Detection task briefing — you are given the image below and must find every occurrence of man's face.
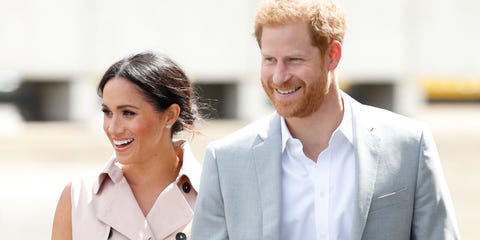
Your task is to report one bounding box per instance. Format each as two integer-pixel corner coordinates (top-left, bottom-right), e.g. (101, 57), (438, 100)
(260, 22), (329, 118)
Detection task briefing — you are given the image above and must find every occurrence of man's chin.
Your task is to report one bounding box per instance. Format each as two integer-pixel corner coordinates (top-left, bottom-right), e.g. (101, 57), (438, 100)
(275, 104), (320, 119)
(275, 106), (299, 118)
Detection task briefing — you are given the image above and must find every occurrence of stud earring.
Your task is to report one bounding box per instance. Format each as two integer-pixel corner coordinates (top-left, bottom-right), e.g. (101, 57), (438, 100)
(165, 124), (171, 129)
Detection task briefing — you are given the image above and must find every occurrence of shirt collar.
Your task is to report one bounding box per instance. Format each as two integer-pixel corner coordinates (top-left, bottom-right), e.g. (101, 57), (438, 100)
(280, 96), (354, 153)
(280, 117), (293, 153)
(338, 95), (354, 144)
(93, 140), (201, 194)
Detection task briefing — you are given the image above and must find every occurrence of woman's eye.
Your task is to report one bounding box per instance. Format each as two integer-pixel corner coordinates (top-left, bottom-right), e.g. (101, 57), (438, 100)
(101, 109), (112, 116)
(123, 110), (136, 116)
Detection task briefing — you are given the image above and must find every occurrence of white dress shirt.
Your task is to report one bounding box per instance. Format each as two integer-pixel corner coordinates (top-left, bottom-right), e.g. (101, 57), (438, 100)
(280, 98), (356, 240)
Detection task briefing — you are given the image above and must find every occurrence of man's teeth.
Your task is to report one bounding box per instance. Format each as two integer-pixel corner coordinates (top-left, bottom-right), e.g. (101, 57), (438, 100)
(114, 139), (134, 145)
(276, 87), (300, 95)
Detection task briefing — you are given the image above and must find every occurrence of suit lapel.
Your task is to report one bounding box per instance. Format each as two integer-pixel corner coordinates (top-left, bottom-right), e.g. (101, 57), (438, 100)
(251, 99), (381, 239)
(252, 113), (282, 240)
(347, 96), (381, 240)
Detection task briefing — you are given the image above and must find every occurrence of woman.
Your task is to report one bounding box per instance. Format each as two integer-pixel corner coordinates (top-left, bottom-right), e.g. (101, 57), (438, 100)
(52, 52), (202, 240)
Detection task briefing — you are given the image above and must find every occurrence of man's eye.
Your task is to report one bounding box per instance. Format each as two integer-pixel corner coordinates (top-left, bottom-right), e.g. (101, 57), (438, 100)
(263, 57), (275, 63)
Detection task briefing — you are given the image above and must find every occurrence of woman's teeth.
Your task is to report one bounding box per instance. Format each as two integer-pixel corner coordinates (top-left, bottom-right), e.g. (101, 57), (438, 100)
(114, 139), (134, 146)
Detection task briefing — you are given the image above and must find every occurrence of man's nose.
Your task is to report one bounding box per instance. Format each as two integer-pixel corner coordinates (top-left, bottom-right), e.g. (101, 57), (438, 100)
(272, 61), (290, 85)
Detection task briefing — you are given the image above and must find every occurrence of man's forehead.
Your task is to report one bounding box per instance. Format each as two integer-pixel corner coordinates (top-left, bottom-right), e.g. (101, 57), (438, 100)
(260, 24), (318, 52)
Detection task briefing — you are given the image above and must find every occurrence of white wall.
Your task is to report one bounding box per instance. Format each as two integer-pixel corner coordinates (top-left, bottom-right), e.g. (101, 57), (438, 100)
(0, 0), (261, 77)
(1, 0), (479, 120)
(0, 0), (265, 121)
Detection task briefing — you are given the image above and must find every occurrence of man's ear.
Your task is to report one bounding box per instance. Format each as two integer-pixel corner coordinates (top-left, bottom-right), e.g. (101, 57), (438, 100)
(327, 40), (342, 71)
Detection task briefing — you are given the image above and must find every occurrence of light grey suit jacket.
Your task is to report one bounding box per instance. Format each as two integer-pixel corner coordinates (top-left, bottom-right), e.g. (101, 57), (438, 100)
(191, 94), (459, 240)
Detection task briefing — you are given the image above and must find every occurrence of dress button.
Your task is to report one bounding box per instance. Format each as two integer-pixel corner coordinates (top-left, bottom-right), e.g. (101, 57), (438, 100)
(182, 182), (191, 193)
(176, 232), (187, 240)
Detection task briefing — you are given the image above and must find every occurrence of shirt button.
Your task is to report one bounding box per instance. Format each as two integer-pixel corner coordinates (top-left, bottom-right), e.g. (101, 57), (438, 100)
(176, 232), (187, 240)
(182, 182), (191, 193)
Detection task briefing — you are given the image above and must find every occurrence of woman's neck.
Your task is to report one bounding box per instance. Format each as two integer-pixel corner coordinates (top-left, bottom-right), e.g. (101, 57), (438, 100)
(121, 141), (182, 188)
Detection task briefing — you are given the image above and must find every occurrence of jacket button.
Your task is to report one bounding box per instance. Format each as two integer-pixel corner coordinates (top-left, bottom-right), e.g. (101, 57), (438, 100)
(176, 232), (187, 240)
(182, 182), (191, 193)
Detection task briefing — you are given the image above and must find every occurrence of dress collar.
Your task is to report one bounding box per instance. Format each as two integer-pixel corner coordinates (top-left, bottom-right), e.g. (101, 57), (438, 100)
(93, 140), (201, 194)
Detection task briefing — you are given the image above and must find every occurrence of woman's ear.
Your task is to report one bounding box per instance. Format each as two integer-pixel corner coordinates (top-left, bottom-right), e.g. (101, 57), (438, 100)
(327, 40), (342, 71)
(165, 104), (180, 126)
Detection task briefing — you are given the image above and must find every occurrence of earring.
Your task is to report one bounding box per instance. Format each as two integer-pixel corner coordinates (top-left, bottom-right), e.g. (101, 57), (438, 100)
(165, 124), (171, 129)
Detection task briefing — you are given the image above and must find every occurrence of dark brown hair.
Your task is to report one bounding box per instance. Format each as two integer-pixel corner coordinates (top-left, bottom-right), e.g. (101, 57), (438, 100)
(97, 51), (200, 135)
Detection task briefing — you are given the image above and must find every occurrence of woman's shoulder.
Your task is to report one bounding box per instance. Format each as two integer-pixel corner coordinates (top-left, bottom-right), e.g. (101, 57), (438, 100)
(52, 182), (73, 240)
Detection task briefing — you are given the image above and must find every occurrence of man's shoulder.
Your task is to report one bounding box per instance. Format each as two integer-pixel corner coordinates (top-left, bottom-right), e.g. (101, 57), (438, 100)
(351, 98), (426, 139)
(362, 103), (414, 120)
(207, 113), (277, 150)
(362, 104), (421, 126)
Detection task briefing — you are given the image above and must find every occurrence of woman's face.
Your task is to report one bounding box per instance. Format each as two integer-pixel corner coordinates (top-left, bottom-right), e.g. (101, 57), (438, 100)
(101, 77), (170, 165)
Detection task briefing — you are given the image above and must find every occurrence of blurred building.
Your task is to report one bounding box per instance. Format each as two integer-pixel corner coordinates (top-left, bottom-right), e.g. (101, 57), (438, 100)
(0, 0), (479, 126)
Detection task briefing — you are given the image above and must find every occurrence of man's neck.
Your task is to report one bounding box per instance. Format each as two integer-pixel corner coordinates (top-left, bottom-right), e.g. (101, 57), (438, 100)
(284, 87), (344, 161)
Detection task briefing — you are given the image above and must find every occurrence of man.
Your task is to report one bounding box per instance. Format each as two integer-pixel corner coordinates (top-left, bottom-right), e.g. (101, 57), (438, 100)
(191, 0), (459, 239)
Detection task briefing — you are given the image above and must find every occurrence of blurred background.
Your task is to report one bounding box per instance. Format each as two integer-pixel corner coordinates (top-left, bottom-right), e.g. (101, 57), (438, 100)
(0, 0), (479, 239)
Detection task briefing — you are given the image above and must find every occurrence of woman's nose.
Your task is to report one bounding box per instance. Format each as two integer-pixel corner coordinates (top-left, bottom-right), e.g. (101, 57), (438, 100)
(106, 116), (123, 135)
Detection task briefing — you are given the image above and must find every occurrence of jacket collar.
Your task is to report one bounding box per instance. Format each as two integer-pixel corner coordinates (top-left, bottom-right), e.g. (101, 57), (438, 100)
(344, 93), (381, 240)
(255, 94), (381, 240)
(253, 112), (283, 240)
